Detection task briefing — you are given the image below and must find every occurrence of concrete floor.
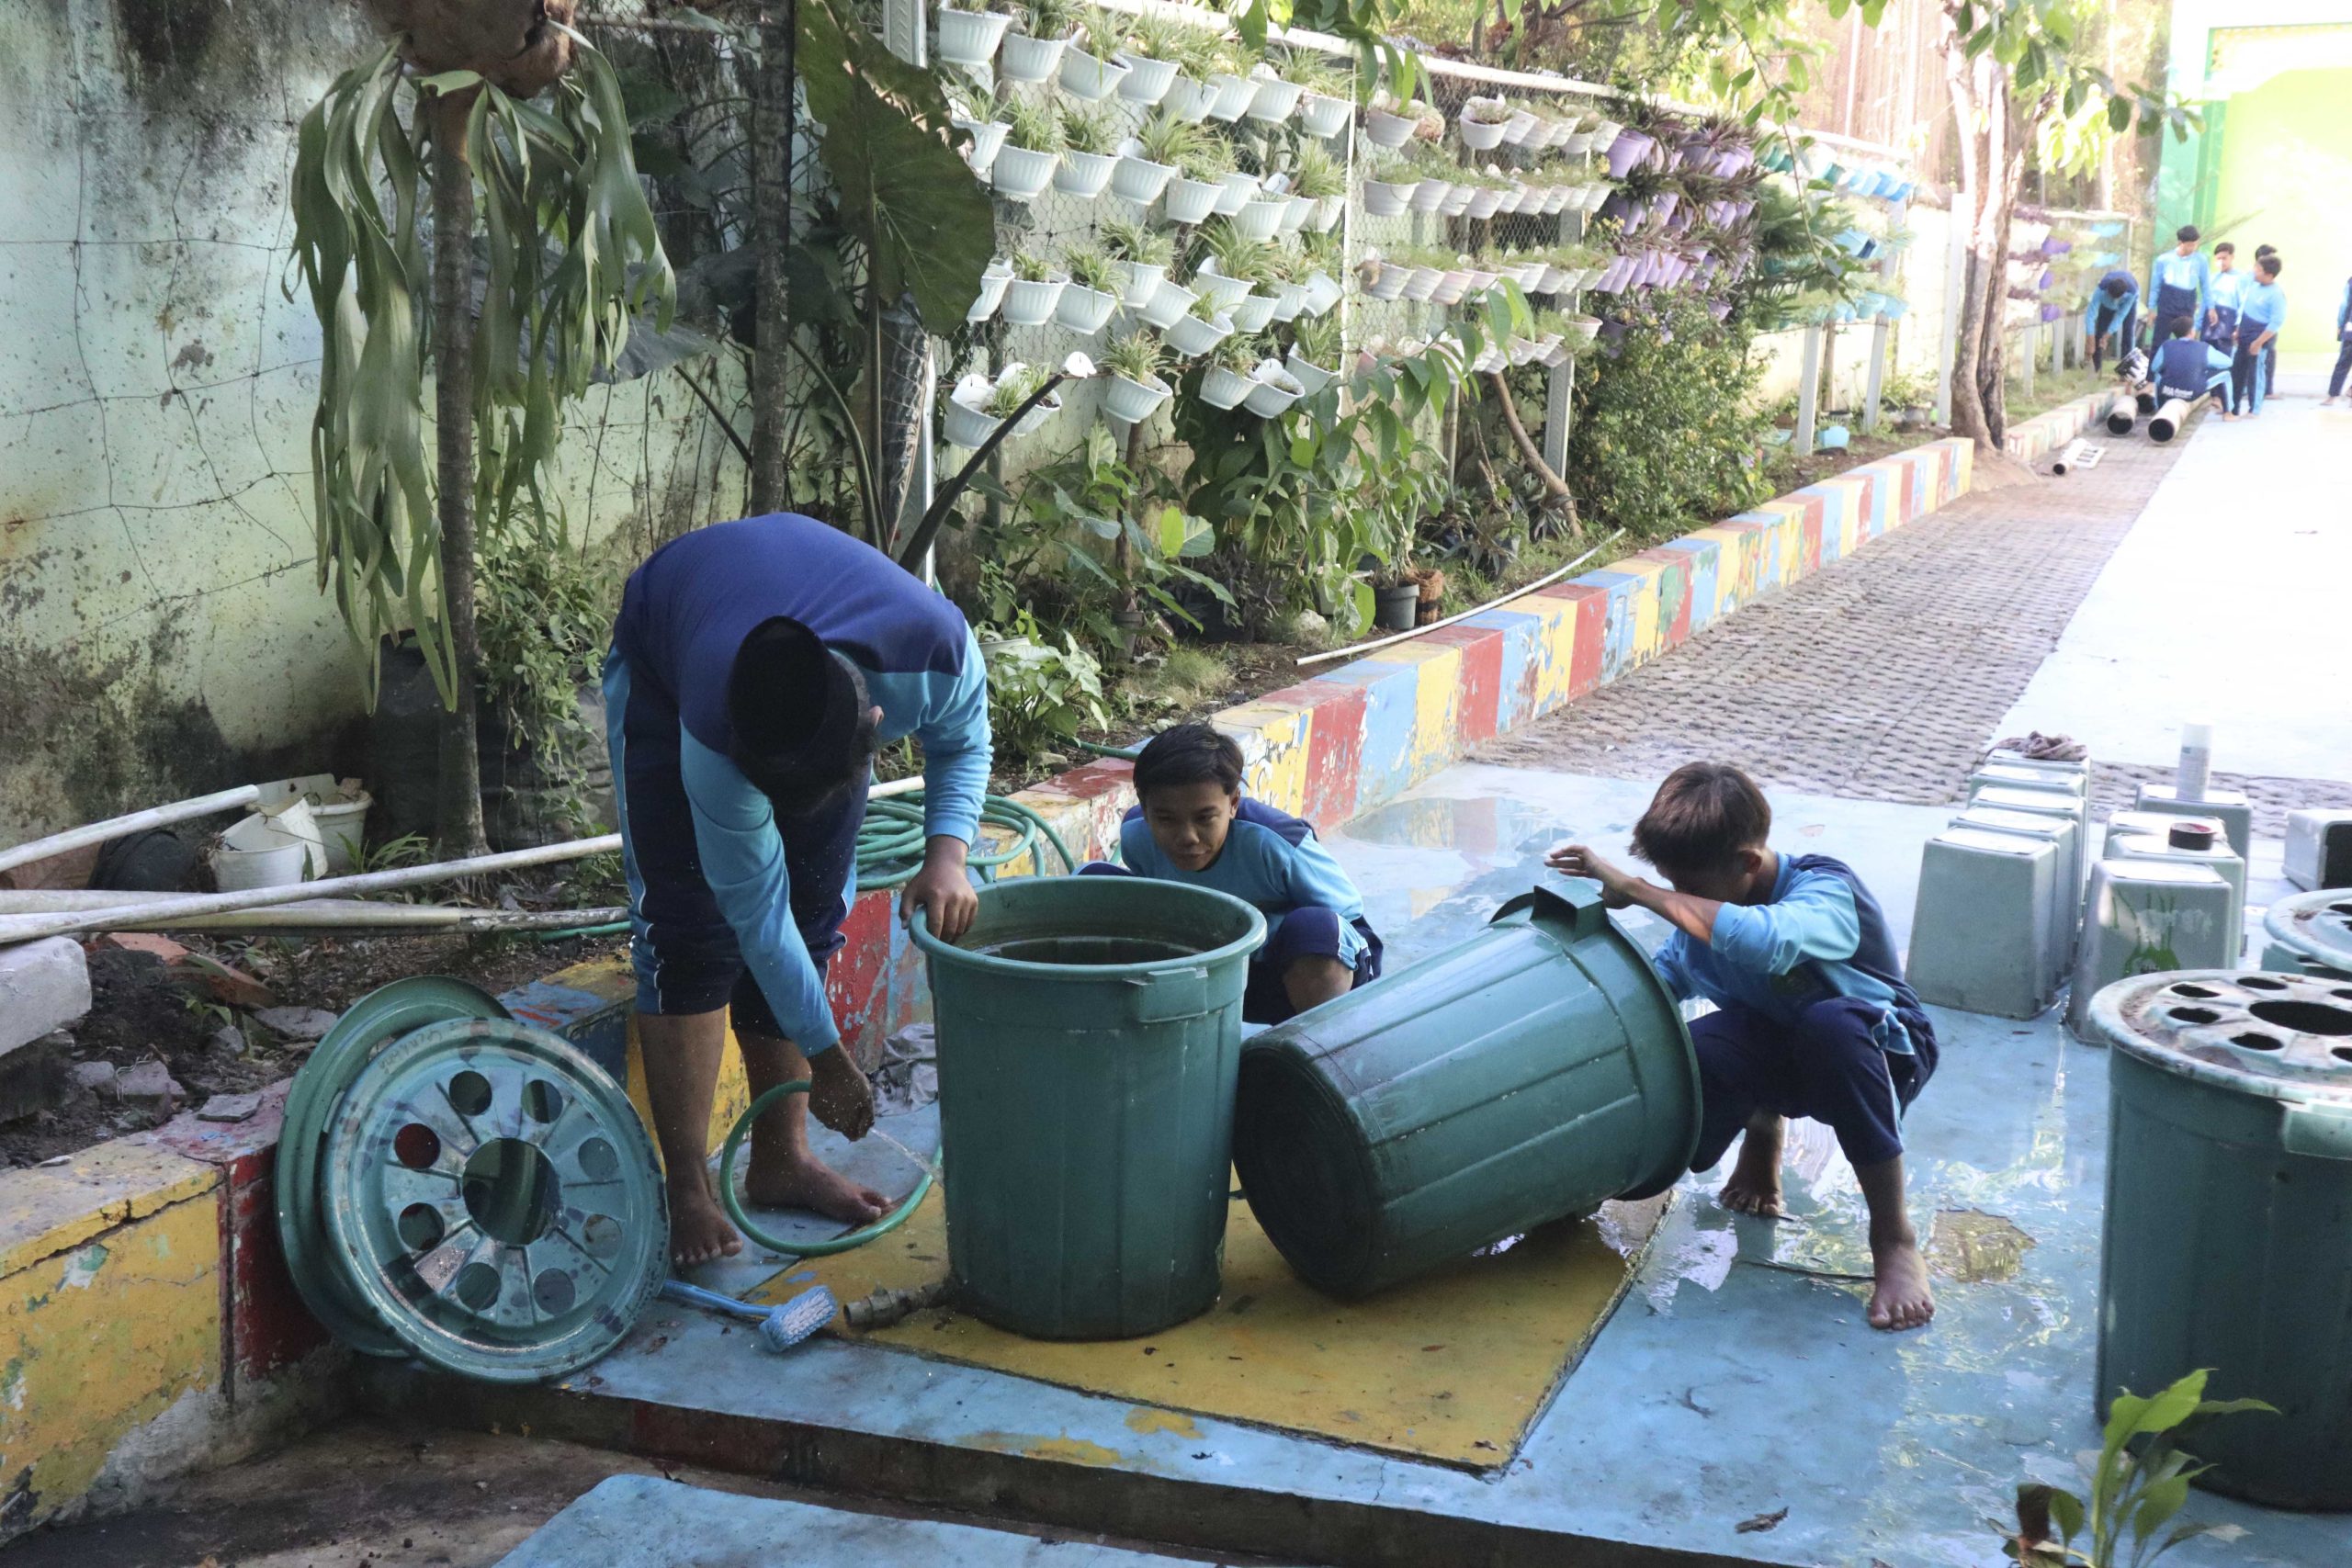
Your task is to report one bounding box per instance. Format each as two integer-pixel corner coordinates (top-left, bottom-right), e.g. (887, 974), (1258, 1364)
(1997, 397), (2352, 780)
(372, 761), (2340, 1568)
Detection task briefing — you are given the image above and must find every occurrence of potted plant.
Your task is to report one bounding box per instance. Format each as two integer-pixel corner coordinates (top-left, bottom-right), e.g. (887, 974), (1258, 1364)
(944, 370), (1004, 447)
(948, 78), (1010, 175)
(1001, 250), (1069, 324)
(1460, 96), (1511, 151)
(1059, 8), (1133, 100)
(936, 0), (1012, 67)
(1203, 42), (1259, 121)
(1113, 10), (1185, 105)
(1242, 355), (1306, 417)
(1284, 310), (1341, 395)
(1164, 288), (1232, 357)
(1363, 91), (1429, 149)
(1102, 218), (1175, 304)
(1000, 0), (1077, 83)
(1199, 333), (1259, 409)
(1057, 247), (1123, 333)
(1054, 102), (1118, 197)
(988, 361), (1062, 437)
(1099, 333), (1173, 423)
(967, 254), (1014, 322)
(1244, 52), (1306, 124)
(1117, 111), (1195, 206)
(1162, 135), (1231, 225)
(1604, 103), (1659, 178)
(1286, 51), (1354, 140)
(1192, 220), (1267, 303)
(1287, 140), (1347, 232)
(1138, 272), (1199, 329)
(991, 94), (1062, 200)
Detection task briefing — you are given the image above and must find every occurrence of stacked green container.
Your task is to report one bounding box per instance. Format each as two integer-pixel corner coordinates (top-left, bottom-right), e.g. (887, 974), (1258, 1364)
(911, 876), (1265, 1340)
(1234, 886), (1700, 1299)
(2089, 968), (2352, 1508)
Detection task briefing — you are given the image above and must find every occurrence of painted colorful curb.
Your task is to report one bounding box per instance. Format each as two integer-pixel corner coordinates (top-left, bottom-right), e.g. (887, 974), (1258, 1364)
(0, 428), (1995, 1535)
(2003, 389), (2124, 463)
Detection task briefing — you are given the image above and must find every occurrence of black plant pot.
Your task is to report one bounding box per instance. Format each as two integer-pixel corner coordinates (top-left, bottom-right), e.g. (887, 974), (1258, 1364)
(1372, 583), (1419, 632)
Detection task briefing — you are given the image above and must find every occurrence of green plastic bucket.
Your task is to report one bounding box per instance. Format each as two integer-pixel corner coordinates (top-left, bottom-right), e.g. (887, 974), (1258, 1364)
(911, 876), (1266, 1339)
(1233, 885), (1699, 1300)
(2089, 969), (2352, 1508)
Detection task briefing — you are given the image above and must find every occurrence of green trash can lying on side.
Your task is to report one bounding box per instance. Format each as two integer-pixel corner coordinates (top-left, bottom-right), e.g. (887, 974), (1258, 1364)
(1233, 885), (1700, 1300)
(2089, 969), (2352, 1509)
(912, 876), (1266, 1341)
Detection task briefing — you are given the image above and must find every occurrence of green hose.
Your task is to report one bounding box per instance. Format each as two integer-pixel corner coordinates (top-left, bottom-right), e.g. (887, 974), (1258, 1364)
(718, 1080), (934, 1256)
(1073, 739), (1143, 761)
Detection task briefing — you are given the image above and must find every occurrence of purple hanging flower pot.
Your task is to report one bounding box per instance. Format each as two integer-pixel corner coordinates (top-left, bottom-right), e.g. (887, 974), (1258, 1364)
(1605, 129), (1655, 179)
(1710, 299), (1734, 321)
(1666, 208), (1691, 235)
(2039, 302), (2063, 322)
(1652, 190), (1681, 222)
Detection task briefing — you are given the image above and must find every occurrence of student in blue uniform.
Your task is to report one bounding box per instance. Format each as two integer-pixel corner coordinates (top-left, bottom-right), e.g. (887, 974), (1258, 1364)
(2325, 267), (2352, 407)
(1547, 762), (1938, 1332)
(606, 513), (992, 1264)
(2202, 241), (2242, 369)
(2151, 315), (2232, 413)
(2148, 226), (2211, 349)
(2229, 255), (2287, 419)
(1080, 723), (1381, 1023)
(2086, 268), (2138, 371)
(2255, 246), (2280, 399)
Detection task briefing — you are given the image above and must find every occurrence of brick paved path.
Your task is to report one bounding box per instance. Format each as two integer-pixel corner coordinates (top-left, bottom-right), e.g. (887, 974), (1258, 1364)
(1476, 431), (2352, 837)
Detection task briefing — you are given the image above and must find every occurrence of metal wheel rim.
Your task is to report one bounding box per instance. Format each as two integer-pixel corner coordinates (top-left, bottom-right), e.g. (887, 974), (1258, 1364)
(320, 1017), (667, 1382)
(277, 977), (510, 1357)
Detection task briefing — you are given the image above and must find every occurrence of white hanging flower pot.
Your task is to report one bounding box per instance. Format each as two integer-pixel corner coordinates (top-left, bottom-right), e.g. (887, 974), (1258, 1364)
(1103, 370), (1172, 423)
(1012, 389), (1063, 438)
(1428, 268), (1472, 305)
(1162, 75), (1216, 122)
(1565, 312), (1602, 344)
(1190, 265), (1254, 311)
(1400, 265), (1443, 302)
(998, 29), (1071, 83)
(1363, 177), (1415, 217)
(1542, 184), (1574, 215)
(1140, 276), (1200, 329)
(1465, 186), (1505, 220)
(1001, 271), (1069, 325)
(1228, 291), (1278, 333)
(1268, 280), (1309, 321)
(1309, 195), (1345, 232)
(1212, 170), (1261, 216)
(1055, 282), (1120, 334)
(1164, 308), (1232, 357)
(955, 116), (1008, 176)
(1512, 259), (1547, 290)
(1200, 365), (1257, 409)
(1563, 128), (1598, 155)
(1537, 263), (1570, 295)
(1120, 259), (1167, 306)
(1439, 183), (1476, 217)
(1409, 176), (1452, 213)
(1111, 153), (1176, 205)
(989, 143), (1060, 201)
(1298, 92), (1351, 140)
(1246, 72), (1305, 124)
(1058, 48), (1132, 101)
(1204, 72), (1256, 121)
(1161, 175), (1222, 225)
(1284, 347), (1336, 396)
(935, 4), (1012, 67)
(944, 380), (1004, 449)
(1363, 106), (1417, 148)
(1114, 52), (1180, 105)
(1243, 364), (1306, 417)
(1362, 262), (1410, 300)
(1302, 269), (1343, 314)
(1276, 194), (1313, 234)
(1054, 150), (1117, 198)
(967, 258), (1013, 322)
(1459, 99), (1510, 151)
(1232, 197), (1285, 242)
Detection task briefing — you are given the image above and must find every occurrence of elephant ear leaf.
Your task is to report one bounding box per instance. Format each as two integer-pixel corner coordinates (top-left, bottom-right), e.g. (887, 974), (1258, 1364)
(796, 0), (993, 331)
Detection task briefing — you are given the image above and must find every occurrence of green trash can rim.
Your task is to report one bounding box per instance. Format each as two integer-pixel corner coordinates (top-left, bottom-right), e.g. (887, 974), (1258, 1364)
(2263, 890), (2352, 974)
(909, 878), (1268, 979)
(2086, 969), (2352, 1108)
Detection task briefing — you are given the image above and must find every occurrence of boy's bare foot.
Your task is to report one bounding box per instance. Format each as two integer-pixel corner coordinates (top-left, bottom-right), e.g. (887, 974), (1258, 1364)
(1867, 1229), (1936, 1331)
(1718, 1112), (1787, 1217)
(747, 1150), (890, 1226)
(668, 1171), (745, 1267)
(807, 1046), (876, 1140)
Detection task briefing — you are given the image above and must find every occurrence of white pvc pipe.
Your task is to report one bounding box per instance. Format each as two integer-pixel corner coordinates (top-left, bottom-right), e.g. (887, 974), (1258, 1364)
(1297, 533), (1623, 669)
(2148, 397), (2192, 443)
(0, 835), (625, 947)
(0, 890), (625, 933)
(2052, 438), (2088, 474)
(0, 785), (262, 876)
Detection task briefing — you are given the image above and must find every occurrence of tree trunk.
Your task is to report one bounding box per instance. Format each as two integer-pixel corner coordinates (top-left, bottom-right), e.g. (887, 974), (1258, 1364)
(428, 93), (492, 861)
(1484, 372), (1571, 498)
(749, 6), (797, 513)
(1941, 21), (2000, 455)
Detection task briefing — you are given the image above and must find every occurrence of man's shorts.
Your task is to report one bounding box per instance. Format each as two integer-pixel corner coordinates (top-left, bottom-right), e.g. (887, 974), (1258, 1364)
(605, 653), (865, 1040)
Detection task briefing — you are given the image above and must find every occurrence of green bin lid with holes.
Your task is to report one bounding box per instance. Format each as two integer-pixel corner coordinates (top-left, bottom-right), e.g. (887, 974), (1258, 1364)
(2264, 891), (2352, 976)
(319, 1016), (667, 1383)
(2086, 969), (2352, 1107)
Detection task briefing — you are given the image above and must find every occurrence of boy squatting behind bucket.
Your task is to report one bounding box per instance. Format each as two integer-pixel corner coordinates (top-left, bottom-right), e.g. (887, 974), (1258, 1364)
(1547, 761), (1939, 1332)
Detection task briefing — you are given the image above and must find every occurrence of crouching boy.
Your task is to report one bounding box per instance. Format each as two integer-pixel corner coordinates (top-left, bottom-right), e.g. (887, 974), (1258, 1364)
(1547, 762), (1938, 1331)
(1081, 723), (1382, 1023)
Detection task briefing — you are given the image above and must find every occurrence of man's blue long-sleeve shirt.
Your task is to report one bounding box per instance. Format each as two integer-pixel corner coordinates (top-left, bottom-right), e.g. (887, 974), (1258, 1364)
(613, 514), (992, 1051)
(1118, 799), (1373, 967)
(1651, 853), (1921, 1056)
(2237, 278), (2287, 336)
(2151, 249), (2211, 322)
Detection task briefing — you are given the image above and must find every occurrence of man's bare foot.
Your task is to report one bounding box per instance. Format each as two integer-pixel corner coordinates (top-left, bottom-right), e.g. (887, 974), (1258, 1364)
(747, 1150), (890, 1226)
(668, 1174), (744, 1267)
(1718, 1114), (1787, 1217)
(1867, 1229), (1935, 1331)
(807, 1047), (876, 1140)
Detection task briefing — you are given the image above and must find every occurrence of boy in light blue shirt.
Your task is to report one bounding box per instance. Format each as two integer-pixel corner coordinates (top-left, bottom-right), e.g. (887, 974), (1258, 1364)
(2149, 225), (2211, 346)
(2326, 268), (2352, 406)
(2228, 255), (2286, 418)
(1080, 723), (1382, 1022)
(1549, 762), (1938, 1332)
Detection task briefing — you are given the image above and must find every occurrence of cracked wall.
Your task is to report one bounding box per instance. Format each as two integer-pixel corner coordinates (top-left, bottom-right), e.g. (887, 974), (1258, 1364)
(0, 0), (744, 847)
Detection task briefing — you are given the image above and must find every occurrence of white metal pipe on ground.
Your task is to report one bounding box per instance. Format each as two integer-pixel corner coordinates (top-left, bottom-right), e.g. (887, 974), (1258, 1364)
(0, 785), (262, 876)
(2052, 439), (2088, 474)
(1296, 533), (1623, 669)
(0, 835), (624, 947)
(0, 891), (626, 933)
(2105, 403), (2137, 435)
(2148, 397), (2193, 443)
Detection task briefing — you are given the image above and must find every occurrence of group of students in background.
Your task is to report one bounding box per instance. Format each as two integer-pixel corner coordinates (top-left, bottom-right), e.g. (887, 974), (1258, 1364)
(2087, 224), (2352, 419)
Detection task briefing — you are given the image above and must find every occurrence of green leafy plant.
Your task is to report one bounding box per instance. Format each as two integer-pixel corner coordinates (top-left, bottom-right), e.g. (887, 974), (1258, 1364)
(1102, 217), (1174, 266)
(1289, 310), (1342, 365)
(1101, 333), (1167, 385)
(1210, 333), (1261, 374)
(1290, 140), (1346, 199)
(986, 364), (1054, 418)
(1066, 246), (1123, 295)
(1012, 250), (1059, 282)
(1059, 101), (1118, 154)
(1275, 47), (1352, 101)
(982, 623), (1113, 758)
(1194, 220), (1272, 284)
(1001, 93), (1064, 152)
(1996, 1371), (2272, 1567)
(1177, 133), (1237, 182)
(1075, 6), (1125, 59)
(1020, 0), (1077, 39)
(474, 524), (617, 834)
(1135, 110), (1206, 169)
(1464, 96), (1513, 125)
(1122, 10), (1191, 61)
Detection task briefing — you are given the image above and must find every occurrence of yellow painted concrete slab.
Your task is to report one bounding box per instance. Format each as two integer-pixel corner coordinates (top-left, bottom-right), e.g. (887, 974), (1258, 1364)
(625, 1015), (750, 1158)
(1360, 644), (1462, 784)
(0, 1169), (221, 1526)
(770, 1182), (1669, 1469)
(0, 1140), (217, 1280)
(1215, 701), (1314, 818)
